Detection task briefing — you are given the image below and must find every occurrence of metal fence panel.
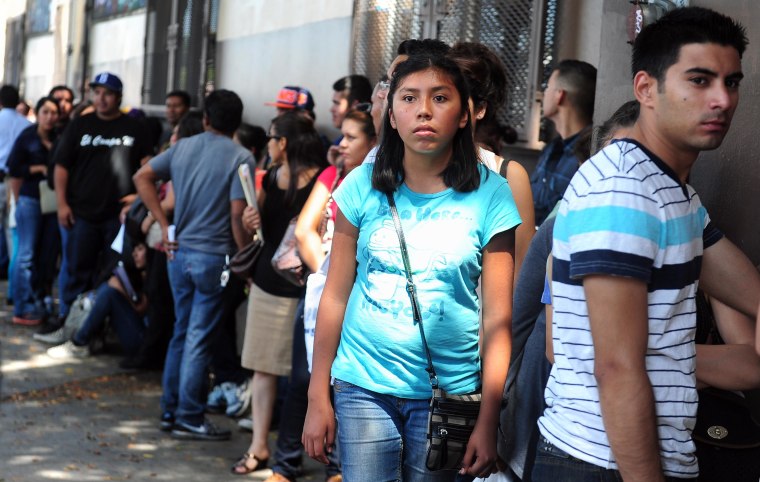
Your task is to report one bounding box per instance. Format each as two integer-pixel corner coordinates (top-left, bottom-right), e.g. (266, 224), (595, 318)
(351, 0), (556, 144)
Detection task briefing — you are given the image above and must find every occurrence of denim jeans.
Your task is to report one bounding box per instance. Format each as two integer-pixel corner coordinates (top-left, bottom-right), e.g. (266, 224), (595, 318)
(209, 274), (249, 385)
(0, 180), (9, 271)
(272, 298), (340, 479)
(58, 225), (71, 318)
(72, 283), (145, 356)
(12, 196), (43, 317)
(60, 215), (120, 314)
(161, 247), (226, 426)
(531, 437), (688, 482)
(333, 378), (457, 482)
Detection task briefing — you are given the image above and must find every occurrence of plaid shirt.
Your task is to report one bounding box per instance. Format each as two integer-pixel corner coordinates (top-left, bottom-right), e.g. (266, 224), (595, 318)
(530, 131), (584, 225)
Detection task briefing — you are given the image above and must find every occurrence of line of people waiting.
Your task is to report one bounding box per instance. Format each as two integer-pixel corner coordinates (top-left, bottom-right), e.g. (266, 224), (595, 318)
(3, 6), (760, 481)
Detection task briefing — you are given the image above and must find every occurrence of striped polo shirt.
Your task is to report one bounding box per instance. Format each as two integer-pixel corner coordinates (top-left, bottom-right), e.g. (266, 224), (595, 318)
(537, 139), (722, 478)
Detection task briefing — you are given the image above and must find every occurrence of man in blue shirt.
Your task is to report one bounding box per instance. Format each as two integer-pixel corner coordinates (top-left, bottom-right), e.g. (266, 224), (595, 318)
(529, 60), (596, 225)
(134, 89), (252, 441)
(0, 85), (31, 277)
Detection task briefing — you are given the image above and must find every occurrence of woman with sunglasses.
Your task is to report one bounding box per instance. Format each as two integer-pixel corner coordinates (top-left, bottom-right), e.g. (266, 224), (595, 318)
(233, 110), (327, 475)
(255, 108), (377, 482)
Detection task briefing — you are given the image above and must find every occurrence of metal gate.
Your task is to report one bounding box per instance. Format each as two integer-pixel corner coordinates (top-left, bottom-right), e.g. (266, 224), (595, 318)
(350, 0), (557, 145)
(142, 0), (218, 108)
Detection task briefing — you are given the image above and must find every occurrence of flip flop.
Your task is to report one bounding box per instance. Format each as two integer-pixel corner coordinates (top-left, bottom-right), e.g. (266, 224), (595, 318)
(230, 452), (268, 475)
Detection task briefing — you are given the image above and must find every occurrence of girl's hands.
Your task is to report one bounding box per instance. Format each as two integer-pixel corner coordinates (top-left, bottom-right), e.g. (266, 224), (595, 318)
(459, 421), (499, 477)
(242, 205), (261, 234)
(302, 395), (336, 465)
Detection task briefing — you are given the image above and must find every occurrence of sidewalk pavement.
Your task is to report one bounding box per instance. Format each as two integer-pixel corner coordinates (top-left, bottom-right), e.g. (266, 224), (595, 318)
(0, 289), (325, 481)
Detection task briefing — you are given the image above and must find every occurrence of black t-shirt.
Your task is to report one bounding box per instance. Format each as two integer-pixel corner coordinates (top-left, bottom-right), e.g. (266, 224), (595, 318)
(252, 166), (322, 298)
(6, 124), (53, 199)
(53, 113), (151, 222)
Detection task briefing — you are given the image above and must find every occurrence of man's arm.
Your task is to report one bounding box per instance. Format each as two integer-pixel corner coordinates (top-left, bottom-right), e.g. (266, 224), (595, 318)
(133, 163), (175, 251)
(230, 199), (247, 251)
(696, 297), (760, 390)
(700, 237), (760, 358)
(585, 275), (665, 482)
(700, 237), (760, 319)
(54, 165), (74, 228)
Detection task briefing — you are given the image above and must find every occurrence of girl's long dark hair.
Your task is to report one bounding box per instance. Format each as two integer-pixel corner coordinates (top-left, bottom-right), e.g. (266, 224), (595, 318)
(270, 111), (327, 204)
(372, 53), (481, 193)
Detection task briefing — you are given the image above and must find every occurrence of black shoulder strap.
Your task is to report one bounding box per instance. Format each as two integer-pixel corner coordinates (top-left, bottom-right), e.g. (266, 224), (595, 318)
(385, 191), (439, 389)
(499, 158), (509, 178)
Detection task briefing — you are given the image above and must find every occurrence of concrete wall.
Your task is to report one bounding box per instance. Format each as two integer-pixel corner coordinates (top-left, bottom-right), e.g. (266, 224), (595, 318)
(216, 0), (353, 138)
(23, 34), (55, 102)
(556, 0), (603, 67)
(0, 0), (29, 84)
(595, 0), (760, 263)
(89, 11), (146, 109)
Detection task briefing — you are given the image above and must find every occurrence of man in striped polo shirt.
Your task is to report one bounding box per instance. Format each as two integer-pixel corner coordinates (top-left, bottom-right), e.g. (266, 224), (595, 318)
(533, 7), (760, 482)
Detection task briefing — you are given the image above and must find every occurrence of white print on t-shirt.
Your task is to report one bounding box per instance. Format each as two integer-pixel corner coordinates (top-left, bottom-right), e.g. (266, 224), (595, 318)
(361, 218), (464, 320)
(80, 134), (135, 147)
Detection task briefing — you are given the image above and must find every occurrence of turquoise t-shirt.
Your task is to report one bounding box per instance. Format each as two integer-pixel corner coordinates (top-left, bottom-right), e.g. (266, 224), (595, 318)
(331, 163), (521, 398)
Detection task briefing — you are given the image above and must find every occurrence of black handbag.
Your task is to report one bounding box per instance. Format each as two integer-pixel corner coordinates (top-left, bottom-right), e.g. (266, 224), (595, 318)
(386, 192), (481, 472)
(230, 236), (264, 280)
(692, 388), (760, 482)
(125, 197), (149, 242)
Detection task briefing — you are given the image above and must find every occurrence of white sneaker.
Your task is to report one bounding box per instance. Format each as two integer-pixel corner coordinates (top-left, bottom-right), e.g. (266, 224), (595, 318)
(47, 340), (90, 359)
(226, 379), (252, 417)
(33, 326), (67, 345)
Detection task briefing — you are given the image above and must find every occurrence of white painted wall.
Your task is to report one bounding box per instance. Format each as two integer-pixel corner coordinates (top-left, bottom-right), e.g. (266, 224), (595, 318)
(216, 0), (353, 138)
(88, 12), (147, 108)
(23, 34), (55, 102)
(556, 0), (603, 67)
(0, 0), (28, 83)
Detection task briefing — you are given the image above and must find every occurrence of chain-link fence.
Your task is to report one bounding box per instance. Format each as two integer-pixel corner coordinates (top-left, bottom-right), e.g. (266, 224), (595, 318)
(350, 0), (416, 87)
(350, 0), (557, 144)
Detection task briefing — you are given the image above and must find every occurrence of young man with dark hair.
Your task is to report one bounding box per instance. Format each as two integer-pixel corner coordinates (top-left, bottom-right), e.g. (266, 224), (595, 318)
(534, 7), (760, 481)
(52, 73), (151, 326)
(159, 90), (192, 147)
(530, 59), (597, 225)
(49, 85), (75, 122)
(329, 74), (372, 130)
(134, 88), (253, 441)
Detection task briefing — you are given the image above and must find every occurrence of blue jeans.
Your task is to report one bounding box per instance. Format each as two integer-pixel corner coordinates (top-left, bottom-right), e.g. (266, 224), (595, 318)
(0, 181), (9, 272)
(58, 225), (71, 318)
(60, 215), (120, 315)
(161, 247), (226, 425)
(72, 283), (145, 356)
(12, 196), (43, 317)
(333, 379), (457, 482)
(209, 274), (249, 385)
(531, 437), (688, 482)
(272, 298), (340, 479)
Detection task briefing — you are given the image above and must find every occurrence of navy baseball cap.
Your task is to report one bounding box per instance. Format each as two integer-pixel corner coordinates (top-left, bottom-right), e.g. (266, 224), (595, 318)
(89, 72), (123, 93)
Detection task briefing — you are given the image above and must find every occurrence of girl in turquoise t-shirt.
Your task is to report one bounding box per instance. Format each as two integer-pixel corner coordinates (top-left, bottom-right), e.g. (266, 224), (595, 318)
(303, 49), (520, 481)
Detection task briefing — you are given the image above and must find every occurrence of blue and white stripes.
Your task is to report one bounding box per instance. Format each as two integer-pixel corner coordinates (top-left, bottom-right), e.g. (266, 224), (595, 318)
(538, 139), (721, 478)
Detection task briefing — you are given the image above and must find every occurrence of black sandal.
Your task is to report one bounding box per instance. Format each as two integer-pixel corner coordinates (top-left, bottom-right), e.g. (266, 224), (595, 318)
(230, 452), (268, 475)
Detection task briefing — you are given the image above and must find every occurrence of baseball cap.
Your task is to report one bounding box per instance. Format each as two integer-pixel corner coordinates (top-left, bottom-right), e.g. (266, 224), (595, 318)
(89, 72), (123, 93)
(265, 86), (315, 112)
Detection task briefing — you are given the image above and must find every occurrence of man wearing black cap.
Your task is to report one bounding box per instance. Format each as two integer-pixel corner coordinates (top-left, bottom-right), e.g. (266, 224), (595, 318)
(50, 72), (151, 328)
